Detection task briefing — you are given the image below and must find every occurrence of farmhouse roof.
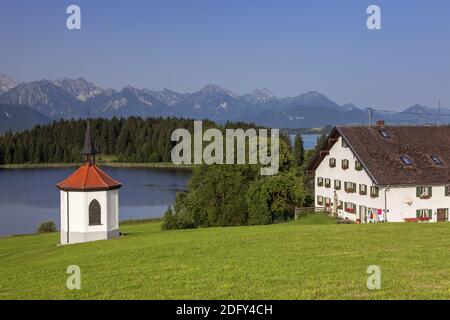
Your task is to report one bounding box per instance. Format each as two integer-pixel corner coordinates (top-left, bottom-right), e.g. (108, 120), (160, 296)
(307, 125), (450, 186)
(57, 162), (122, 191)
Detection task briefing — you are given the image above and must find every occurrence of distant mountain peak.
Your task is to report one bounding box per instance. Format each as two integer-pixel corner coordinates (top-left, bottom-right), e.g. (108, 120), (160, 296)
(241, 88), (276, 104)
(199, 84), (238, 98)
(404, 104), (431, 113)
(123, 85), (139, 92)
(284, 90), (343, 111)
(0, 73), (17, 95)
(303, 90), (325, 96)
(52, 77), (104, 102)
(201, 84), (222, 90)
(252, 88), (275, 99)
(150, 88), (188, 106)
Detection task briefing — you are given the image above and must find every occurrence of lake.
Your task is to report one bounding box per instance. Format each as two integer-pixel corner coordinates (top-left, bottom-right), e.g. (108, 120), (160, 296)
(289, 134), (320, 150)
(0, 167), (192, 236)
(0, 135), (319, 236)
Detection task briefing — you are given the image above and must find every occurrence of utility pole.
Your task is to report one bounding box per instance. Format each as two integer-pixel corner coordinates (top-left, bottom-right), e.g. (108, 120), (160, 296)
(437, 100), (441, 126)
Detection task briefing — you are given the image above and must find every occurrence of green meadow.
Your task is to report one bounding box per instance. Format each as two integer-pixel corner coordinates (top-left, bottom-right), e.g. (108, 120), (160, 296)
(1, 215), (449, 300)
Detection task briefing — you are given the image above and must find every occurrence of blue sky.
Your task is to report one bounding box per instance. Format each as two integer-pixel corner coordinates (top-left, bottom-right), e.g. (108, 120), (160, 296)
(1, 0), (449, 110)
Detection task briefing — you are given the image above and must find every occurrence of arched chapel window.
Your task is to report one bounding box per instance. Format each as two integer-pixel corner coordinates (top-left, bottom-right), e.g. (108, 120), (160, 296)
(89, 199), (101, 225)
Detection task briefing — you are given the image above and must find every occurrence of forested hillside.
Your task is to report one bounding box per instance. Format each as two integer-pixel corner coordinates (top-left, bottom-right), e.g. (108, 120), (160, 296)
(0, 117), (268, 165)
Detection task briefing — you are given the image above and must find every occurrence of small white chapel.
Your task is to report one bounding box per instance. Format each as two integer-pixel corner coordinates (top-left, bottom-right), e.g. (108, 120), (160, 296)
(57, 120), (122, 244)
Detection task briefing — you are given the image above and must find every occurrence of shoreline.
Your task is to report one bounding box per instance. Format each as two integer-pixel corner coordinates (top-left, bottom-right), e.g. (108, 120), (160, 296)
(0, 162), (194, 170)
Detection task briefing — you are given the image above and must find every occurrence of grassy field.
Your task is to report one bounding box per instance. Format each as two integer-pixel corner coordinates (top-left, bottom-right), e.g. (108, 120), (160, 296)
(1, 215), (449, 300)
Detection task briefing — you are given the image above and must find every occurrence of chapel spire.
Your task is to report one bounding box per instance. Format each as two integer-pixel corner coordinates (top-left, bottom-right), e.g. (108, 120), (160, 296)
(81, 119), (97, 163)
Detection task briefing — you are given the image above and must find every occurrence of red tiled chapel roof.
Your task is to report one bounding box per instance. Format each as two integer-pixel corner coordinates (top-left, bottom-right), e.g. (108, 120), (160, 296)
(57, 162), (122, 191)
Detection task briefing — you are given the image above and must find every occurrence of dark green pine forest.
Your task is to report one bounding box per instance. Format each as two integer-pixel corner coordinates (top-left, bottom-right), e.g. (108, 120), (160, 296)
(0, 117), (268, 165)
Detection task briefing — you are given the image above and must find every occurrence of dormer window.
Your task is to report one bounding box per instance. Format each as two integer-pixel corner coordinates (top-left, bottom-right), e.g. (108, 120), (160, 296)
(431, 155), (443, 166)
(400, 156), (412, 166)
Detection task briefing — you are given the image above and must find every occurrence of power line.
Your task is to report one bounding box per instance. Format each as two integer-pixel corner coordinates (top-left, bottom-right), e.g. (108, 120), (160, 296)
(370, 108), (450, 117)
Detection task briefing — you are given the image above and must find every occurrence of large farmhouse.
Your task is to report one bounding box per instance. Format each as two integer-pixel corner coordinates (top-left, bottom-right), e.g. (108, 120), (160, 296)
(307, 123), (450, 223)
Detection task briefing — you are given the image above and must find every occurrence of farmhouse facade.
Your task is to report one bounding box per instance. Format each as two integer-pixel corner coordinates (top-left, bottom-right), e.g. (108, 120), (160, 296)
(308, 124), (450, 223)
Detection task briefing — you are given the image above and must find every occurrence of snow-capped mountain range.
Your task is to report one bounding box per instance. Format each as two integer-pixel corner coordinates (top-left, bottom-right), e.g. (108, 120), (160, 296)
(0, 73), (448, 132)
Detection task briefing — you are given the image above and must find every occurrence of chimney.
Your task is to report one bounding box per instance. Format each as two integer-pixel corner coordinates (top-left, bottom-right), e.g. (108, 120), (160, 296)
(376, 120), (385, 127)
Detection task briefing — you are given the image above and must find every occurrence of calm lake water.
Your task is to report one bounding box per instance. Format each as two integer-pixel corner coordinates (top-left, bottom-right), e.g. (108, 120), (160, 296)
(0, 167), (192, 236)
(289, 134), (320, 150)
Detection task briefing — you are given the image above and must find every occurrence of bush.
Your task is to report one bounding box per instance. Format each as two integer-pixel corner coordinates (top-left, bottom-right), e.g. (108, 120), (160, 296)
(162, 139), (310, 230)
(246, 173), (307, 225)
(37, 220), (57, 233)
(162, 165), (259, 230)
(161, 208), (178, 230)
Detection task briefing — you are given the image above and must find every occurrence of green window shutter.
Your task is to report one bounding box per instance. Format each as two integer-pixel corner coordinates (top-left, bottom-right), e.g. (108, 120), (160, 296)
(416, 210), (420, 218)
(416, 187), (420, 197)
(445, 186), (449, 197)
(428, 210), (432, 218)
(428, 187), (432, 197)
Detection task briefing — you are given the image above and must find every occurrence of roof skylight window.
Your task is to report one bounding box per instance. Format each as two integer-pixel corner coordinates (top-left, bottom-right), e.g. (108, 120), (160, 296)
(400, 156), (412, 166)
(431, 155), (443, 166)
(379, 128), (390, 138)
